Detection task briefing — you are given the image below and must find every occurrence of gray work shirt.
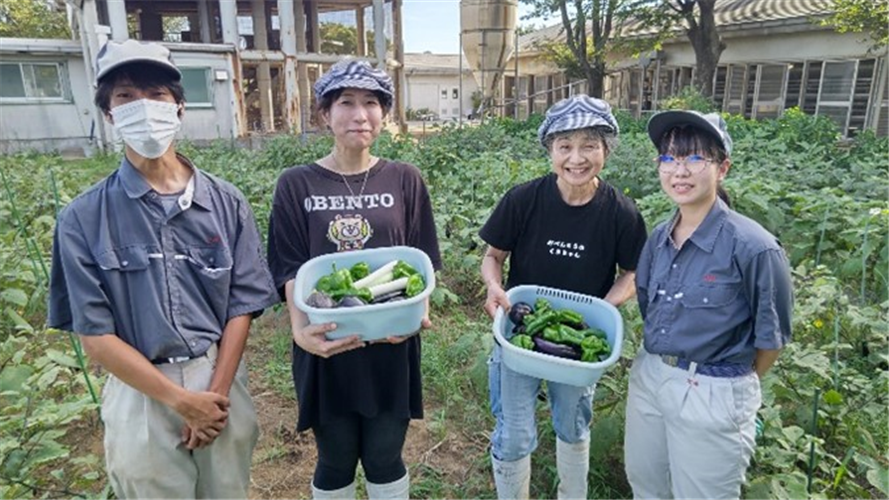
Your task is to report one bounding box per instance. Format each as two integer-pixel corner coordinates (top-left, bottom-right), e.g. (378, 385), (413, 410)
(48, 155), (279, 361)
(636, 198), (793, 367)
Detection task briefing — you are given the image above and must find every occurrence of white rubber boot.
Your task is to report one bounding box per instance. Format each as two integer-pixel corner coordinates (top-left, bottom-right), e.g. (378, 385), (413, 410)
(492, 454), (531, 499)
(366, 471), (410, 499)
(312, 481), (356, 499)
(556, 438), (589, 500)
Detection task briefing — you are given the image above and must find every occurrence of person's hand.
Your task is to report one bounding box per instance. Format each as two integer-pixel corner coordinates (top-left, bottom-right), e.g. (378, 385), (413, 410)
(181, 422), (223, 449)
(174, 390), (230, 446)
(294, 322), (365, 358)
(373, 316), (433, 345)
(484, 284), (511, 319)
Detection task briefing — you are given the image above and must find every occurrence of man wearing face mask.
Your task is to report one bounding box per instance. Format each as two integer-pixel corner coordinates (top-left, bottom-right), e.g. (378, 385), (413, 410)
(47, 40), (278, 498)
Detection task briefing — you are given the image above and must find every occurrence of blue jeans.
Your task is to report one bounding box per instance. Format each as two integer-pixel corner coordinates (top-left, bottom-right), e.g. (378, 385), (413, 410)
(488, 345), (595, 461)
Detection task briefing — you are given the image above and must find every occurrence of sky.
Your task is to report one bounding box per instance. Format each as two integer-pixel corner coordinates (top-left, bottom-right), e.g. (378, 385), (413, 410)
(401, 0), (547, 54)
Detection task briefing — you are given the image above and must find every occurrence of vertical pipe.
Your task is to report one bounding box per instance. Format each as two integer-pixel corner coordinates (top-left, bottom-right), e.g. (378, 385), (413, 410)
(459, 31), (463, 128)
(806, 388), (821, 495)
(295, 0), (310, 133)
(278, 0), (300, 133)
(219, 0), (238, 45)
(308, 1), (320, 52)
(372, 0), (386, 69)
(78, 0), (107, 149)
(356, 7), (366, 57)
(252, 0), (274, 132)
(106, 0), (128, 41)
(392, 0), (406, 133)
(514, 26), (519, 120)
(198, 0), (212, 43)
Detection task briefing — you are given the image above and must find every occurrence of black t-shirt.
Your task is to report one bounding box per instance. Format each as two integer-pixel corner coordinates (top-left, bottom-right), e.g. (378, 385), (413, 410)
(480, 174), (647, 298)
(267, 159), (441, 432)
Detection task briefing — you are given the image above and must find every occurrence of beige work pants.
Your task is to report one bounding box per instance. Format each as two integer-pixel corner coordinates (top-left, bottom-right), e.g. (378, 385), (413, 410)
(101, 345), (259, 499)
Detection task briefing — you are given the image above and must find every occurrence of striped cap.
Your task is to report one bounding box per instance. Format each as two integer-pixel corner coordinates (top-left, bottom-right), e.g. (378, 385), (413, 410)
(537, 95), (619, 147)
(647, 110), (733, 155)
(313, 59), (394, 108)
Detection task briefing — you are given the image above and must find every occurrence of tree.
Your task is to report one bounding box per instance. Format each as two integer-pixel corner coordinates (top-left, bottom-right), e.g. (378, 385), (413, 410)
(823, 0), (888, 52)
(522, 0), (632, 97)
(319, 22), (388, 58)
(0, 0), (70, 39)
(665, 0), (724, 99)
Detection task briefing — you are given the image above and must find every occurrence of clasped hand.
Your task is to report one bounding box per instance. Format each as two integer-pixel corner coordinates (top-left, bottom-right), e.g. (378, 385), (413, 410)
(294, 317), (432, 358)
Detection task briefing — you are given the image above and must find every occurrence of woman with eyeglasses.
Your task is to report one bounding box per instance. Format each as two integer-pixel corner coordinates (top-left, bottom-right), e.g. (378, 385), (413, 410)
(624, 110), (794, 499)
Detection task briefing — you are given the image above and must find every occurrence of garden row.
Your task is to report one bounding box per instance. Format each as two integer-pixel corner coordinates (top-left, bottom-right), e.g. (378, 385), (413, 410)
(0, 108), (886, 498)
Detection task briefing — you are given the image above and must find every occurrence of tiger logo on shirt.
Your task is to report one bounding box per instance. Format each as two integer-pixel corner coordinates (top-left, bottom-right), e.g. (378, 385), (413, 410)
(327, 214), (373, 251)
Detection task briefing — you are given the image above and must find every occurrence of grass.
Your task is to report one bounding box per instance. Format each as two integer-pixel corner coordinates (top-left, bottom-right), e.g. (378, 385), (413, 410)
(247, 301), (635, 499)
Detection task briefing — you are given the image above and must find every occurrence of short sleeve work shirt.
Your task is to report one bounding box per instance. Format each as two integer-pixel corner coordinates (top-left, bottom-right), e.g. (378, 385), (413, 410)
(635, 199), (793, 367)
(48, 155), (279, 361)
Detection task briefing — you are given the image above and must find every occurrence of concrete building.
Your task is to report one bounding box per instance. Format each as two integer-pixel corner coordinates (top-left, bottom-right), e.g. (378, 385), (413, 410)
(0, 0), (408, 153)
(403, 52), (478, 121)
(503, 0), (888, 137)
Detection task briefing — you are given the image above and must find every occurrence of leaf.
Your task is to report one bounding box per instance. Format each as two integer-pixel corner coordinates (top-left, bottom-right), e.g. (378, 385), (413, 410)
(0, 365), (33, 393)
(833, 447), (856, 488)
(45, 349), (80, 369)
(823, 389), (844, 405)
(4, 308), (33, 333)
(781, 425), (806, 443)
(867, 466), (889, 496)
(0, 288), (28, 307)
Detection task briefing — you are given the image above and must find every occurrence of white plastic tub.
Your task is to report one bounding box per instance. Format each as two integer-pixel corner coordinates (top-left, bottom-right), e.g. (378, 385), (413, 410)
(293, 246), (436, 341)
(492, 285), (624, 387)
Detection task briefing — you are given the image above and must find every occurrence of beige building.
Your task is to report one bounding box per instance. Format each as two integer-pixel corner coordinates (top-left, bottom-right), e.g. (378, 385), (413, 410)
(504, 0), (887, 137)
(403, 52), (478, 121)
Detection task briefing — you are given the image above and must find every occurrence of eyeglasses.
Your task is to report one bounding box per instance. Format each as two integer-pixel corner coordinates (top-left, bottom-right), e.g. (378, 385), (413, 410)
(654, 154), (714, 174)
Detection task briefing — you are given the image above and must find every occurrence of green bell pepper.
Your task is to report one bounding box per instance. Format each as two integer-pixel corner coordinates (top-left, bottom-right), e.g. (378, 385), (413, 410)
(405, 274), (426, 297)
(349, 262), (370, 281)
(510, 334), (534, 350)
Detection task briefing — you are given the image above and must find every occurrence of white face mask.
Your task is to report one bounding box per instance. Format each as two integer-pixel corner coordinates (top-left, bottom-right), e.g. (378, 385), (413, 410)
(111, 99), (181, 159)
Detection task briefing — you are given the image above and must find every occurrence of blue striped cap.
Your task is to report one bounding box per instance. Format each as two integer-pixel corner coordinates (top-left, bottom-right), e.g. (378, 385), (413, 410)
(538, 95), (619, 147)
(313, 59), (394, 107)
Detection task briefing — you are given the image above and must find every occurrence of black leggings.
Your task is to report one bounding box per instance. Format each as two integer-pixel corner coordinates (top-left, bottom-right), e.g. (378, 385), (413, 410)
(312, 412), (410, 490)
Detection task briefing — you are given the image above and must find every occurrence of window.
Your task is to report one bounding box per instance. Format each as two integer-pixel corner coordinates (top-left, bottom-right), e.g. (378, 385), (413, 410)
(0, 62), (67, 102)
(754, 64), (786, 119)
(817, 61), (856, 133)
(441, 89), (448, 99)
(451, 88), (458, 100)
(180, 68), (212, 107)
(725, 65), (747, 115)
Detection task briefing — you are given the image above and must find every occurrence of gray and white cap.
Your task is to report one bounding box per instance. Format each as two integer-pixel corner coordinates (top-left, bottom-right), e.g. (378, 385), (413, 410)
(95, 40), (180, 84)
(313, 59), (394, 108)
(537, 95), (619, 147)
(647, 110), (733, 155)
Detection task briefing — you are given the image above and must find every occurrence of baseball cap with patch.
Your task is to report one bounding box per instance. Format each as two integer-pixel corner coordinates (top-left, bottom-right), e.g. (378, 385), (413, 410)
(647, 110), (733, 155)
(95, 40), (181, 84)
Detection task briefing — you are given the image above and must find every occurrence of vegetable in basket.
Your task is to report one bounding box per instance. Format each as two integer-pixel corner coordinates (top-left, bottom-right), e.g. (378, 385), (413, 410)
(508, 297), (612, 363)
(310, 259), (426, 308)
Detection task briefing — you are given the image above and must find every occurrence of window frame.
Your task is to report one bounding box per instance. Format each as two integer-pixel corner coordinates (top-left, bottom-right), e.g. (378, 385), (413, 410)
(0, 61), (70, 104)
(816, 60), (859, 135)
(179, 67), (214, 109)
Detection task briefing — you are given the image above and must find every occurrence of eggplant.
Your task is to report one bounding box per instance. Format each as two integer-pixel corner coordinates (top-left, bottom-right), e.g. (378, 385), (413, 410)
(337, 295), (367, 308)
(371, 290), (407, 304)
(306, 291), (336, 309)
(532, 336), (581, 360)
(508, 302), (534, 326)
